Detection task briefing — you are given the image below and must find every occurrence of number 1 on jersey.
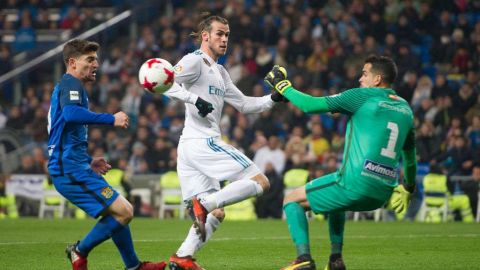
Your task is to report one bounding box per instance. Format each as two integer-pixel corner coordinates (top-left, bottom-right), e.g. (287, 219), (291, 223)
(381, 122), (398, 159)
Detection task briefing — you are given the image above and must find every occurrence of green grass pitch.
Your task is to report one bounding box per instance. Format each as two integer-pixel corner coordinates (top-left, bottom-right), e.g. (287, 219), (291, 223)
(0, 219), (479, 269)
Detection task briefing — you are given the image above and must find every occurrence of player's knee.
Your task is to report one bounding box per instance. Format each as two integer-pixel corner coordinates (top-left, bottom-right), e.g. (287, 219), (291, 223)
(283, 188), (304, 206)
(118, 201), (134, 224)
(211, 208), (225, 222)
(283, 192), (294, 205)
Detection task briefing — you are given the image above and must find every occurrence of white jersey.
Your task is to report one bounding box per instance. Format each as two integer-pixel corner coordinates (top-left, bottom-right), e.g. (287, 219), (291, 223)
(164, 49), (274, 139)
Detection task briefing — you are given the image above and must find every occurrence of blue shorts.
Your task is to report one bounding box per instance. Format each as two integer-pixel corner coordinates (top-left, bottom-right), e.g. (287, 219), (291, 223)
(52, 169), (119, 218)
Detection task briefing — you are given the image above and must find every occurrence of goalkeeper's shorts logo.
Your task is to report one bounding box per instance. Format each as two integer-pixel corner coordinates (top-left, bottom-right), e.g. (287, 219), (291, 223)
(363, 160), (397, 179)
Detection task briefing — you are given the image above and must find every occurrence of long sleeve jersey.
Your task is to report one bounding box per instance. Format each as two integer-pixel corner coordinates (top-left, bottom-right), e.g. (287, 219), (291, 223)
(283, 86), (417, 200)
(164, 49), (274, 139)
(47, 74), (114, 175)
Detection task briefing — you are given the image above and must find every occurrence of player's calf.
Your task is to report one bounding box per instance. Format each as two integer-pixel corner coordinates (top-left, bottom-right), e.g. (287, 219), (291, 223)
(187, 197), (208, 242)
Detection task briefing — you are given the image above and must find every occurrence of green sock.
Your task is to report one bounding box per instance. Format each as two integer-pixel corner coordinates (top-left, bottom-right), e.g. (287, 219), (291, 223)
(328, 211), (345, 254)
(284, 202), (310, 257)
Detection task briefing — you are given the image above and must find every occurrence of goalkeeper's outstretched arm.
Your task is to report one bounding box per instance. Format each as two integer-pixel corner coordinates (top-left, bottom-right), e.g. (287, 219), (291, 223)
(281, 87), (331, 114)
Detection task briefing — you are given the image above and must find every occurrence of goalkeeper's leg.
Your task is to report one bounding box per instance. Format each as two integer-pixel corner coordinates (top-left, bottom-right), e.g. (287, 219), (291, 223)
(281, 187), (316, 270)
(326, 212), (346, 270)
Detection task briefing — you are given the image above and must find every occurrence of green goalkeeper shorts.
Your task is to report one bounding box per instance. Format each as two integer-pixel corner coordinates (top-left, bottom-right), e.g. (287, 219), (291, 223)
(305, 173), (388, 214)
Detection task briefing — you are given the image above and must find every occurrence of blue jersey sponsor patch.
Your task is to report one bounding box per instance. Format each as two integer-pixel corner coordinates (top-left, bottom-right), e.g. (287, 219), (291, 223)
(363, 159), (398, 179)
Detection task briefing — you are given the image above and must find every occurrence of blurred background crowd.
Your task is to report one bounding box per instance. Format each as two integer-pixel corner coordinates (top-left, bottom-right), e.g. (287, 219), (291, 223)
(0, 0), (479, 220)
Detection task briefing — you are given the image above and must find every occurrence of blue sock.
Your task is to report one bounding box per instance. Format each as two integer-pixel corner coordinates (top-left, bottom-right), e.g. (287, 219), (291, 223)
(112, 224), (140, 269)
(77, 215), (123, 256)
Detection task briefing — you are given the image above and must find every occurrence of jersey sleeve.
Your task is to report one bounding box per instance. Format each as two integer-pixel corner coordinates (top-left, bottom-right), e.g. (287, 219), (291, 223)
(402, 126), (417, 187)
(163, 53), (202, 104)
(223, 67), (274, 113)
(325, 88), (373, 114)
(163, 82), (199, 104)
(402, 126), (416, 151)
(172, 53), (201, 85)
(59, 79), (83, 108)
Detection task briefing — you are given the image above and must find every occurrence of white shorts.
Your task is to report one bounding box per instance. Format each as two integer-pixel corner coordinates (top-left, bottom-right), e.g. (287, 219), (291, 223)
(177, 137), (261, 200)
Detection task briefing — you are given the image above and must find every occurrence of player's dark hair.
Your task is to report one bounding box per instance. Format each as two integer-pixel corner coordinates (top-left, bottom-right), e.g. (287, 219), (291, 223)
(365, 55), (397, 85)
(63, 39), (99, 66)
(190, 12), (229, 43)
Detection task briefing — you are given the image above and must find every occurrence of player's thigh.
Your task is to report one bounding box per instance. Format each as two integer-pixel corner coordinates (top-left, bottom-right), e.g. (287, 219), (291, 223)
(178, 138), (259, 190)
(306, 173), (385, 213)
(199, 137), (259, 181)
(106, 195), (133, 221)
(52, 169), (119, 218)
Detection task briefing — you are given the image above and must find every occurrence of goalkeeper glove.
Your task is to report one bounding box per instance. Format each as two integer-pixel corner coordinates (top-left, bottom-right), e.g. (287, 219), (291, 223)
(388, 184), (415, 214)
(195, 97), (214, 117)
(264, 65), (292, 96)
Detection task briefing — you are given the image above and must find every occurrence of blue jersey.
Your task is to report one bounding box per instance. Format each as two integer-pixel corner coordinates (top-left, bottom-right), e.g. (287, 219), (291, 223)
(47, 74), (114, 175)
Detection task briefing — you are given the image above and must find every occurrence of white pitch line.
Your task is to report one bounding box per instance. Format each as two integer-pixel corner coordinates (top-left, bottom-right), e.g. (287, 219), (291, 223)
(0, 234), (479, 246)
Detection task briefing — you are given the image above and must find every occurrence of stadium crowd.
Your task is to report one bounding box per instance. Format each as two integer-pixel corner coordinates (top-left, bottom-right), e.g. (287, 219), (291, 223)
(1, 0), (480, 219)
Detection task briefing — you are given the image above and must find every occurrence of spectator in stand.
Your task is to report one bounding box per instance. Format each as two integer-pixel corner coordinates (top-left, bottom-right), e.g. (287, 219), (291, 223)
(13, 13), (36, 53)
(452, 83), (477, 116)
(253, 135), (286, 176)
(396, 70), (417, 104)
(255, 162), (284, 219)
(431, 73), (453, 100)
(284, 135), (316, 172)
(411, 75), (433, 110)
(416, 121), (442, 163)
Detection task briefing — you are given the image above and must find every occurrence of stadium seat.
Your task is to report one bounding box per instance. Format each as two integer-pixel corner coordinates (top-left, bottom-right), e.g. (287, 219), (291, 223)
(224, 197), (257, 221)
(419, 174), (449, 222)
(0, 194), (19, 219)
(283, 168), (309, 195)
(38, 178), (66, 219)
(155, 171), (185, 219)
(103, 168), (126, 196)
(282, 169), (309, 219)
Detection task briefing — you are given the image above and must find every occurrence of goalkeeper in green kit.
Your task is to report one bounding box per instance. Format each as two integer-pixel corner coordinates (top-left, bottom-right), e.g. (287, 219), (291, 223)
(265, 55), (417, 270)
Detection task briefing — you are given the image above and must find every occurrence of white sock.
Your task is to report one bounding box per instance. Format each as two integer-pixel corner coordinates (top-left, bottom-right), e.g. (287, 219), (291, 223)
(176, 214), (221, 257)
(201, 179), (263, 212)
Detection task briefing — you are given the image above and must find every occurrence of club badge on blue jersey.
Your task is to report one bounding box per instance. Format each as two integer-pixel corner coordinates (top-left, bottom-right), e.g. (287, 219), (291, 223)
(101, 187), (113, 199)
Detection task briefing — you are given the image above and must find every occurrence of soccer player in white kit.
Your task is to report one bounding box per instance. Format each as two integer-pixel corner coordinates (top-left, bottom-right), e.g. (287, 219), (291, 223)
(163, 14), (287, 270)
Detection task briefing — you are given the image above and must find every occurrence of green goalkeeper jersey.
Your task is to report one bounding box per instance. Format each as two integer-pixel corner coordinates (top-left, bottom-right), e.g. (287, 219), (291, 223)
(284, 87), (417, 200)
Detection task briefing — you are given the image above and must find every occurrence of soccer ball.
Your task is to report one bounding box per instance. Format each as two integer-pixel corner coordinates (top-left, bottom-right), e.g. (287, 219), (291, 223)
(138, 58), (174, 94)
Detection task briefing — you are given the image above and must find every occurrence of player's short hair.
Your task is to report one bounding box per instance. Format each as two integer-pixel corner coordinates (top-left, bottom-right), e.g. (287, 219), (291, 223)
(190, 12), (229, 43)
(63, 39), (99, 66)
(365, 55), (397, 85)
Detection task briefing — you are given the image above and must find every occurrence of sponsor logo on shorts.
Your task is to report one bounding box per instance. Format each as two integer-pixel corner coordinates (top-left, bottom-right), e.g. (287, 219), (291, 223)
(101, 187), (113, 199)
(363, 159), (397, 179)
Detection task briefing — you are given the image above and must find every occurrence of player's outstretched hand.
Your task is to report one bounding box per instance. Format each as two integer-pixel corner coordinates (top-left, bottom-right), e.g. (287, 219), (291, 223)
(264, 65), (292, 95)
(91, 157), (111, 175)
(114, 111), (129, 129)
(264, 65), (287, 88)
(387, 184), (414, 214)
(271, 91), (289, 103)
(195, 97), (214, 117)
